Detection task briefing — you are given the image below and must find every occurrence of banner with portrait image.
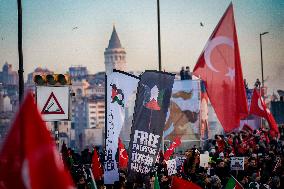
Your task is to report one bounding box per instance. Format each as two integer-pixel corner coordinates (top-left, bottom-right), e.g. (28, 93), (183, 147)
(128, 71), (174, 179)
(104, 70), (139, 184)
(163, 80), (201, 141)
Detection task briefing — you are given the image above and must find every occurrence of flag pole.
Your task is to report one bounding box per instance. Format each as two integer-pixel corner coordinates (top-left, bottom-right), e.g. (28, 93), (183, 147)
(89, 168), (98, 189)
(230, 174), (244, 189)
(157, 0), (162, 72)
(157, 0), (165, 154)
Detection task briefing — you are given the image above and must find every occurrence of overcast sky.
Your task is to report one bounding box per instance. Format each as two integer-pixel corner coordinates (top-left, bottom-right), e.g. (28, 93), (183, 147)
(0, 0), (283, 93)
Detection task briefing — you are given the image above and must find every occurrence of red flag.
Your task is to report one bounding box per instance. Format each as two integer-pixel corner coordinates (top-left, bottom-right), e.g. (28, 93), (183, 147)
(171, 176), (202, 189)
(164, 137), (181, 161)
(92, 148), (103, 181)
(193, 3), (248, 132)
(250, 89), (279, 136)
(241, 124), (253, 134)
(118, 138), (128, 169)
(0, 92), (74, 189)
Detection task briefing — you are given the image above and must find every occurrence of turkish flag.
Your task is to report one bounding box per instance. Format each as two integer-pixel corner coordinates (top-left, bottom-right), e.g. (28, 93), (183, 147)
(171, 176), (202, 189)
(0, 92), (74, 189)
(118, 138), (128, 169)
(250, 89), (279, 136)
(193, 3), (248, 132)
(164, 137), (181, 161)
(92, 148), (103, 181)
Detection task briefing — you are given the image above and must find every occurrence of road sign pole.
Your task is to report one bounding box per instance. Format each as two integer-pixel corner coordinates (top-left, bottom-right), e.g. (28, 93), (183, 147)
(54, 121), (59, 149)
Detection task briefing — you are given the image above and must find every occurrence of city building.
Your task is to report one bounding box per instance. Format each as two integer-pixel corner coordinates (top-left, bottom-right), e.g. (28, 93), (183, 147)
(71, 96), (88, 150)
(85, 84), (105, 97)
(69, 66), (88, 82)
(70, 79), (90, 97)
(81, 127), (104, 149)
(87, 96), (105, 128)
(104, 26), (126, 75)
(0, 86), (14, 147)
(0, 62), (18, 86)
(0, 93), (12, 112)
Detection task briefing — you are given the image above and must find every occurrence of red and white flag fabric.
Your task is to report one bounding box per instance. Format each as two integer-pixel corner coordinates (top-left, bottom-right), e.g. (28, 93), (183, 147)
(0, 92), (74, 189)
(118, 138), (128, 169)
(193, 3), (248, 132)
(171, 176), (202, 189)
(164, 137), (181, 161)
(250, 89), (279, 136)
(92, 148), (103, 181)
(241, 124), (253, 134)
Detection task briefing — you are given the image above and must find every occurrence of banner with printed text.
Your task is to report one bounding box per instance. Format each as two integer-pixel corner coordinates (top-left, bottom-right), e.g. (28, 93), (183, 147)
(104, 70), (139, 184)
(166, 159), (177, 176)
(230, 157), (244, 170)
(128, 71), (174, 180)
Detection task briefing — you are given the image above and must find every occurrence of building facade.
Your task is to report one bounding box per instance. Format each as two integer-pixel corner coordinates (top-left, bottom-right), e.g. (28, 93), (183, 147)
(69, 66), (88, 82)
(87, 96), (105, 128)
(0, 62), (18, 86)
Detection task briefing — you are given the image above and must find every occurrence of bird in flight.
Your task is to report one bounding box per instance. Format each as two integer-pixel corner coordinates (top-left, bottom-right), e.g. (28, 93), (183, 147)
(72, 26), (78, 30)
(200, 22), (204, 27)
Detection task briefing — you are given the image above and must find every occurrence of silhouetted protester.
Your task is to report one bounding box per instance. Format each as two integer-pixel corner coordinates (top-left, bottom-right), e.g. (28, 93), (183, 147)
(61, 142), (69, 169)
(180, 66), (185, 80)
(254, 78), (261, 88)
(184, 66), (192, 80)
(77, 175), (88, 189)
(244, 79), (249, 90)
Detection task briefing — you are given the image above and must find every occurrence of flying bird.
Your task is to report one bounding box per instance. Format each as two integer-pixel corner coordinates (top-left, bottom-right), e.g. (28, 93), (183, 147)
(200, 22), (204, 27)
(72, 26), (78, 30)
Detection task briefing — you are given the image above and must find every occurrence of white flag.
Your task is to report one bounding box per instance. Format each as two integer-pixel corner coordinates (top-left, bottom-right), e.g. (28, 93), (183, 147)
(104, 70), (139, 184)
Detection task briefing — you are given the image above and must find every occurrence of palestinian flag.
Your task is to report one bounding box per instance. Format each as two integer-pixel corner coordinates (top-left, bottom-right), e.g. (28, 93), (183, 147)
(225, 176), (243, 189)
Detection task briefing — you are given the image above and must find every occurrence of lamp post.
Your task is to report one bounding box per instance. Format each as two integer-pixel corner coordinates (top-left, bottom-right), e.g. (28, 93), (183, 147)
(260, 32), (269, 88)
(259, 32), (268, 129)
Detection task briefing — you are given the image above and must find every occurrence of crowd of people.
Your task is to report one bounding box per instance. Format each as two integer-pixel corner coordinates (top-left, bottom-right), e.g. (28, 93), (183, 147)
(60, 125), (284, 189)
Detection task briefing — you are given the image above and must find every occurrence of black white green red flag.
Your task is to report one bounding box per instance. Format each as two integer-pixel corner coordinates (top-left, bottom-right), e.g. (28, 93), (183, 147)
(128, 71), (174, 180)
(104, 70), (139, 184)
(225, 176), (243, 189)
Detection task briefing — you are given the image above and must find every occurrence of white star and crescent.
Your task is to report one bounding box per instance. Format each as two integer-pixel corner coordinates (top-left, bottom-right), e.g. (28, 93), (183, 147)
(204, 36), (235, 81)
(120, 149), (127, 160)
(225, 67), (235, 81)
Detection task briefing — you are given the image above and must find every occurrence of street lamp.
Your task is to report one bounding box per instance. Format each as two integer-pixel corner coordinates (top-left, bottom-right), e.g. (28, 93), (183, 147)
(260, 32), (269, 88)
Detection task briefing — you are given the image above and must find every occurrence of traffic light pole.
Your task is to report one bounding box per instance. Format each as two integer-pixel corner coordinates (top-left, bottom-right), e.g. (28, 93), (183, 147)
(54, 121), (59, 149)
(17, 0), (24, 102)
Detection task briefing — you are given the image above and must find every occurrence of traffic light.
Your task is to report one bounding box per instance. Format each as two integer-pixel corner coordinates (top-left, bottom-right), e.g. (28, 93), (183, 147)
(33, 74), (71, 85)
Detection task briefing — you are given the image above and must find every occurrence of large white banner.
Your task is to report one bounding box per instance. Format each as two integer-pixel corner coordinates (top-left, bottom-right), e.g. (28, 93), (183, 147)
(104, 70), (139, 184)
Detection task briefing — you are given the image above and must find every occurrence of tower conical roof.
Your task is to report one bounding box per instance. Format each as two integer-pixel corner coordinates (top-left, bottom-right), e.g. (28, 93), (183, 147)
(107, 25), (122, 49)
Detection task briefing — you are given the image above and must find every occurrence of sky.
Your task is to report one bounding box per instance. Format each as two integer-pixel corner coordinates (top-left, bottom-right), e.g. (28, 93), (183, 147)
(0, 0), (283, 94)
